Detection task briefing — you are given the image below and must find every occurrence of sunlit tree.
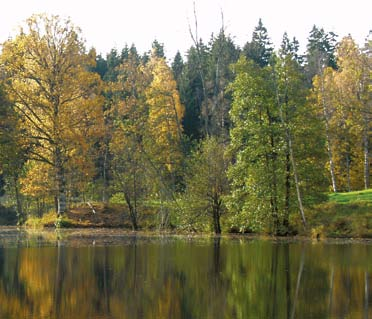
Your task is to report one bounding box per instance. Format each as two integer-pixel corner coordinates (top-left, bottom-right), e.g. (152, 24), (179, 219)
(0, 14), (104, 217)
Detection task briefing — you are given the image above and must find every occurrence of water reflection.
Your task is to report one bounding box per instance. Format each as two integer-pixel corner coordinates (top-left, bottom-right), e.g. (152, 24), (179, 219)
(0, 232), (371, 319)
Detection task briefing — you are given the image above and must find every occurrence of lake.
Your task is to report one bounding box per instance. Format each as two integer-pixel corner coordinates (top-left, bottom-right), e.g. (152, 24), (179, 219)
(0, 228), (371, 319)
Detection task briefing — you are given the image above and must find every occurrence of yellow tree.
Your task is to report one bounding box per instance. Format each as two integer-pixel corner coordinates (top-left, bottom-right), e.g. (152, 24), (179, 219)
(144, 54), (184, 227)
(313, 36), (372, 191)
(334, 36), (372, 190)
(145, 54), (184, 166)
(0, 14), (104, 217)
(312, 67), (339, 192)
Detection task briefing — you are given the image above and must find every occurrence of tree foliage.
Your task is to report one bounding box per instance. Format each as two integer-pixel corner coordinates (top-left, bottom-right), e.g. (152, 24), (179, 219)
(180, 137), (229, 233)
(0, 13), (371, 234)
(0, 14), (104, 217)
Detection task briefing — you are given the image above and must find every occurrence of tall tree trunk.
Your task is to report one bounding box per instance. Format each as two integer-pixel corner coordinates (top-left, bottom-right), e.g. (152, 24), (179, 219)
(363, 125), (369, 189)
(268, 113), (279, 233)
(13, 175), (24, 224)
(55, 147), (66, 217)
(277, 96), (307, 228)
(326, 131), (338, 193)
(212, 196), (221, 234)
(102, 143), (109, 203)
(132, 163), (139, 230)
(124, 192), (138, 231)
(284, 145), (291, 234)
(272, 159), (280, 233)
(320, 76), (338, 192)
(288, 133), (307, 227)
(346, 151), (351, 192)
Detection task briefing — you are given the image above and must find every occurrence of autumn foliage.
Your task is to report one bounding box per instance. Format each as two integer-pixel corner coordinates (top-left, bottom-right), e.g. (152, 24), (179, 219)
(0, 15), (372, 235)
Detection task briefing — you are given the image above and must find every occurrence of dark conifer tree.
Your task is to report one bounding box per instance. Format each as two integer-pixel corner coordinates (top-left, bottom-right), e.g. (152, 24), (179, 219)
(305, 25), (338, 83)
(243, 19), (274, 67)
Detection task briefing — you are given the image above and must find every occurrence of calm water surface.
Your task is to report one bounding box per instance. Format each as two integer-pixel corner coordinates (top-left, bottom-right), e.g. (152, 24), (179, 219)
(0, 228), (371, 319)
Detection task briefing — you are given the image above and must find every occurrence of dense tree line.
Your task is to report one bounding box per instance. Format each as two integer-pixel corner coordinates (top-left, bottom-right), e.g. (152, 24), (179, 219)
(0, 14), (371, 234)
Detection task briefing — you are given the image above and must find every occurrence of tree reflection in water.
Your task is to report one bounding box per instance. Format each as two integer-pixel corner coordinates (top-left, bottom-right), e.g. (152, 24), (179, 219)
(0, 233), (370, 319)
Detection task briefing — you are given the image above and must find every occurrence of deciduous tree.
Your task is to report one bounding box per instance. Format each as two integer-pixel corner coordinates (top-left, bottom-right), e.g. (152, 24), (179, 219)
(182, 137), (229, 234)
(0, 14), (104, 217)
(144, 53), (184, 228)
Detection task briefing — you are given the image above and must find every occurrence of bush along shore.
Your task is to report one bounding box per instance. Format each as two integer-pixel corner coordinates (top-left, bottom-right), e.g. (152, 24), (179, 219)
(12, 189), (370, 239)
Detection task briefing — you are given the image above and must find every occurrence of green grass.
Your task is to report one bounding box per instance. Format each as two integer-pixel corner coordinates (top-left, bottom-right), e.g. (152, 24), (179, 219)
(328, 188), (372, 204)
(304, 189), (372, 238)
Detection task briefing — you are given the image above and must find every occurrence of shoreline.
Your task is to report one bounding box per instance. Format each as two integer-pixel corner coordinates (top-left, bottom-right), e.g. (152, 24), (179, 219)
(1, 226), (372, 245)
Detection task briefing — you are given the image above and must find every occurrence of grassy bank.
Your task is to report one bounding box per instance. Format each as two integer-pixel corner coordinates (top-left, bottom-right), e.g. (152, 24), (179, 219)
(305, 189), (372, 238)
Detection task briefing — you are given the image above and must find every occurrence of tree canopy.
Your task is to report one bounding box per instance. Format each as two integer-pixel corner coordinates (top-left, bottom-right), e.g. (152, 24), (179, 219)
(0, 14), (371, 234)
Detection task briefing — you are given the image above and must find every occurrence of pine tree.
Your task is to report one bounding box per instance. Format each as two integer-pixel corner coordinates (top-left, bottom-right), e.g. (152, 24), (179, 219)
(243, 19), (274, 67)
(305, 25), (338, 83)
(205, 29), (239, 138)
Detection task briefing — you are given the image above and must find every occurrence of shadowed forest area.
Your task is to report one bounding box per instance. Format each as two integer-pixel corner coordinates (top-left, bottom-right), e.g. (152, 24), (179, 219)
(1, 14), (372, 236)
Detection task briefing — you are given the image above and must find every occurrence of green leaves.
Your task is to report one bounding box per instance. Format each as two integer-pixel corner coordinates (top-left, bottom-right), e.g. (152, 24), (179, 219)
(228, 49), (327, 234)
(181, 137), (229, 233)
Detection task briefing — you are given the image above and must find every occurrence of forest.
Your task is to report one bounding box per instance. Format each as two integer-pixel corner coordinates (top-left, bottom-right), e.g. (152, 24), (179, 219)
(0, 14), (371, 236)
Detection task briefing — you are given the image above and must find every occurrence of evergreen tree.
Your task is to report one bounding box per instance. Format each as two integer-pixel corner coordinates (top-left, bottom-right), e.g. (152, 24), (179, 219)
(177, 44), (208, 139)
(205, 29), (240, 138)
(151, 39), (165, 58)
(104, 48), (123, 82)
(305, 25), (338, 83)
(171, 51), (184, 85)
(243, 19), (274, 67)
(94, 54), (108, 79)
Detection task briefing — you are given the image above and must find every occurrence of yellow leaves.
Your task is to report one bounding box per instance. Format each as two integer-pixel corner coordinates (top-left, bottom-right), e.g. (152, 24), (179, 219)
(0, 14), (104, 205)
(145, 55), (184, 138)
(312, 36), (372, 191)
(20, 161), (54, 197)
(144, 56), (185, 172)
